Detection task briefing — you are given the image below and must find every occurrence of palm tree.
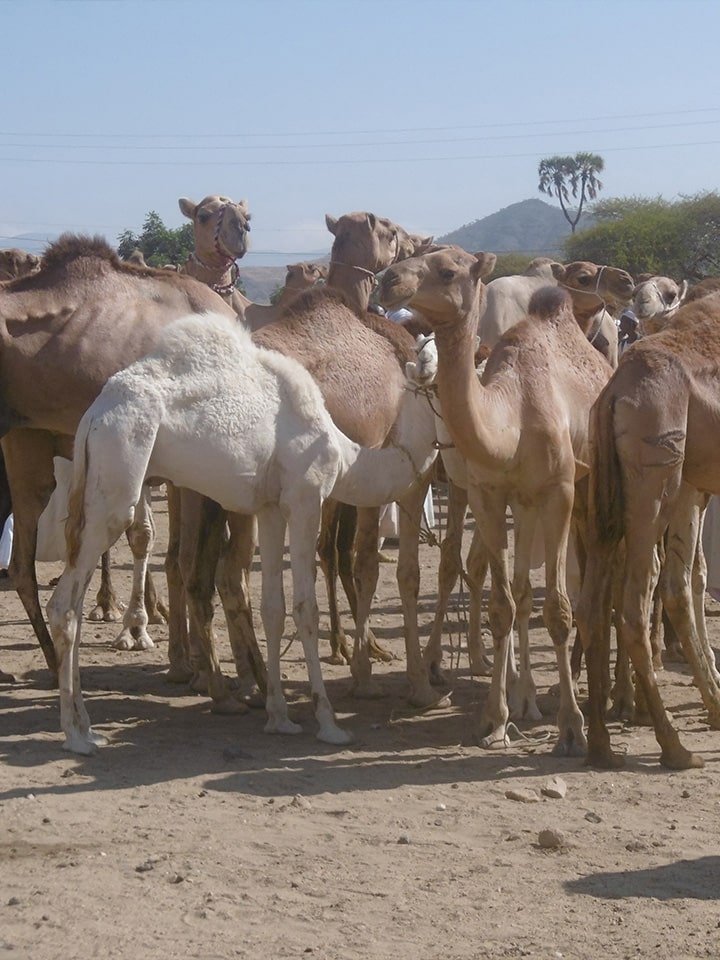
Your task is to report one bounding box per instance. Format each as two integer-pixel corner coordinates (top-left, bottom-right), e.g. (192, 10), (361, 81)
(538, 152), (604, 233)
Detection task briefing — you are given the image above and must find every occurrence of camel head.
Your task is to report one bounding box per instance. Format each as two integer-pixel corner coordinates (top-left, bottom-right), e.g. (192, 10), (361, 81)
(525, 257), (561, 281)
(179, 194), (251, 265)
(552, 261), (635, 313)
(325, 212), (431, 275)
(285, 261), (328, 291)
(0, 247), (41, 282)
(632, 275), (688, 335)
(378, 246), (497, 327)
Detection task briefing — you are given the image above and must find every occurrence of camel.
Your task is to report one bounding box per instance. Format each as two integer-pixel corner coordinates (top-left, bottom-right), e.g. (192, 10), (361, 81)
(173, 211), (440, 711)
(480, 260), (633, 369)
(0, 235), (236, 679)
(685, 276), (720, 304)
(379, 246), (614, 754)
(47, 312), (435, 754)
(576, 291), (720, 770)
(418, 262), (633, 701)
(632, 275), (688, 335)
(0, 248), (40, 283)
(248, 261), (329, 331)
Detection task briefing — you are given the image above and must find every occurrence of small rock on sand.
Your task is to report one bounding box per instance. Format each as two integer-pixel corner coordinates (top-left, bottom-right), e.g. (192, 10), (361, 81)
(505, 788), (540, 804)
(538, 828), (565, 850)
(541, 777), (567, 800)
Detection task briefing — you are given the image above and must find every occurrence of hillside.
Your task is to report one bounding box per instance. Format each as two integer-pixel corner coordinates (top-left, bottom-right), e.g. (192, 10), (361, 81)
(437, 198), (592, 256)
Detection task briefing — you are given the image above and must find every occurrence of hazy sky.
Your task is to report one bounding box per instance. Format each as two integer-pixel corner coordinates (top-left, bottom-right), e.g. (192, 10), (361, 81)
(2, 0), (720, 264)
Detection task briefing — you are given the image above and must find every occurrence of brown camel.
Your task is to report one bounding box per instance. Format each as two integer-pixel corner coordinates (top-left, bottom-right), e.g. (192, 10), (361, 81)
(0, 235), (236, 679)
(380, 246), (613, 754)
(0, 248), (40, 283)
(247, 261), (328, 331)
(576, 291), (720, 770)
(176, 212), (440, 711)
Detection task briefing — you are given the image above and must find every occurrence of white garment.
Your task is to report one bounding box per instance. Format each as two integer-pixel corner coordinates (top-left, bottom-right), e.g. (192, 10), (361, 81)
(378, 488), (435, 545)
(703, 496), (720, 601)
(0, 514), (13, 570)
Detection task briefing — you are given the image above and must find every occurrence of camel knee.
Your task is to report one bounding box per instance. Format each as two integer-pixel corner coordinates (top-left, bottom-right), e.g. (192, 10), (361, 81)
(543, 588), (573, 643)
(488, 588), (514, 640)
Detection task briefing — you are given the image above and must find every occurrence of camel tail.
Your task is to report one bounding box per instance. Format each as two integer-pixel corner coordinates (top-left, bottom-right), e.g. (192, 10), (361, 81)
(590, 388), (624, 547)
(65, 417), (92, 567)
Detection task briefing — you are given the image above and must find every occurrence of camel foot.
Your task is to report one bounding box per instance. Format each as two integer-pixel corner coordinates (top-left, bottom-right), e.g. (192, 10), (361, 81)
(0, 669), (17, 684)
(210, 695), (249, 716)
(477, 724), (511, 751)
(368, 635), (395, 663)
(316, 724), (353, 746)
(660, 744), (704, 770)
(352, 679), (387, 700)
(552, 727), (587, 758)
(408, 684), (451, 710)
(111, 628), (155, 652)
(62, 727), (107, 756)
(236, 683), (265, 709)
(607, 693), (635, 723)
(265, 717), (302, 736)
(89, 602), (124, 623)
(324, 652), (350, 666)
(165, 663), (193, 684)
(377, 551), (397, 564)
(663, 642), (687, 664)
(146, 599), (169, 625)
(190, 671), (210, 695)
(632, 708), (654, 728)
(586, 742), (625, 769)
(508, 687), (542, 722)
(706, 711), (720, 731)
(469, 654), (493, 678)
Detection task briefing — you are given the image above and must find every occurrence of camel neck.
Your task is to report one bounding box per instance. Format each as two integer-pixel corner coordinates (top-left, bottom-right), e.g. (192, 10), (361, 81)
(432, 306), (520, 470)
(327, 262), (375, 314)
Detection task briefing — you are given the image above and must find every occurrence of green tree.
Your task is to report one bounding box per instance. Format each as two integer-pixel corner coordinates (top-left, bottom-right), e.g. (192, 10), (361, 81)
(117, 211), (195, 267)
(565, 192), (720, 280)
(538, 152), (605, 233)
(487, 253), (535, 279)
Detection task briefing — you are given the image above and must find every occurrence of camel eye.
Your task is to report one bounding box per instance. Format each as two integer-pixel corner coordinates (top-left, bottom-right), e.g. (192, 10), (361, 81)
(198, 211), (211, 224)
(664, 290), (675, 304)
(440, 268), (456, 282)
(577, 275), (590, 285)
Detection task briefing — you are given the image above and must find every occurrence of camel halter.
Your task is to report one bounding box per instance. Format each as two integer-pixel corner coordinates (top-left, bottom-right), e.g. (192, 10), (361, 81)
(559, 264), (611, 346)
(640, 279), (686, 320)
(328, 229), (402, 281)
(191, 201), (250, 297)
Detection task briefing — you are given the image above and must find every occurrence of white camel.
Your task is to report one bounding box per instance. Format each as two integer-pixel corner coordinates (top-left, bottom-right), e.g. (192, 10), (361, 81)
(632, 275), (688, 335)
(47, 312), (435, 755)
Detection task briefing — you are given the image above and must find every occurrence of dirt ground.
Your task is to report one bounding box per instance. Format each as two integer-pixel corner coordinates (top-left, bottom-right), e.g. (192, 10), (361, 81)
(1, 490), (720, 960)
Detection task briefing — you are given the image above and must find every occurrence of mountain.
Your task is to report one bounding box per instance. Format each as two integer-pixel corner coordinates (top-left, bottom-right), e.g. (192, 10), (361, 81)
(437, 199), (592, 256)
(4, 232), (61, 254)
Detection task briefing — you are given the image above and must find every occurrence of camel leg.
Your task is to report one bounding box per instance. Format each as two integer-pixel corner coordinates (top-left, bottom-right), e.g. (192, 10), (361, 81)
(216, 513), (268, 701)
(398, 474), (445, 708)
(620, 490), (702, 770)
(576, 537), (621, 769)
(258, 505), (301, 736)
(507, 501), (541, 722)
(467, 485), (513, 749)
(425, 479), (467, 685)
(288, 496), (351, 745)
(350, 506), (384, 699)
(662, 489), (720, 728)
(540, 483), (586, 756)
(318, 499), (352, 665)
(144, 568), (168, 624)
(466, 527), (491, 677)
(2, 429), (59, 678)
(183, 495), (247, 715)
(165, 484), (191, 683)
(111, 489), (157, 652)
(88, 551), (124, 622)
(338, 504), (392, 663)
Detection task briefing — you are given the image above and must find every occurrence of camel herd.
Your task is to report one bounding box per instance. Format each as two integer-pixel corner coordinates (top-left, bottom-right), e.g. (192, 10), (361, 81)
(1, 193), (720, 773)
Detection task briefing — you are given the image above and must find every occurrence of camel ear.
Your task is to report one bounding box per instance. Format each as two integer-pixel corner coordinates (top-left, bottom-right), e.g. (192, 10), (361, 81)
(678, 279), (689, 303)
(635, 272), (654, 284)
(471, 252), (497, 280)
(325, 214), (338, 235)
(414, 236), (435, 255)
(551, 262), (567, 281)
(366, 213), (377, 231)
(178, 197), (197, 220)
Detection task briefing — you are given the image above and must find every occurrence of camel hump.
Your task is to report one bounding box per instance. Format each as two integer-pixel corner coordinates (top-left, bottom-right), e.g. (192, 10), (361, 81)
(528, 286), (572, 319)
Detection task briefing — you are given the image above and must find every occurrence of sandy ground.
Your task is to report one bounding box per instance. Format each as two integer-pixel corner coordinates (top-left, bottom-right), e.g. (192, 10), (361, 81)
(1, 490), (720, 960)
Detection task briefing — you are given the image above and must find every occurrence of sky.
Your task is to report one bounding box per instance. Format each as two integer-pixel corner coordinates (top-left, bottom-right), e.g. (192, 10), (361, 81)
(2, 0), (720, 265)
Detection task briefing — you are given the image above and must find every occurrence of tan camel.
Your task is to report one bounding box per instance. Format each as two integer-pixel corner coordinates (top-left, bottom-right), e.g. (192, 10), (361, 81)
(248, 261), (328, 331)
(577, 292), (720, 770)
(0, 235), (235, 678)
(0, 248), (40, 282)
(422, 261), (633, 701)
(632, 275), (688, 334)
(380, 246), (613, 754)
(175, 212), (440, 711)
